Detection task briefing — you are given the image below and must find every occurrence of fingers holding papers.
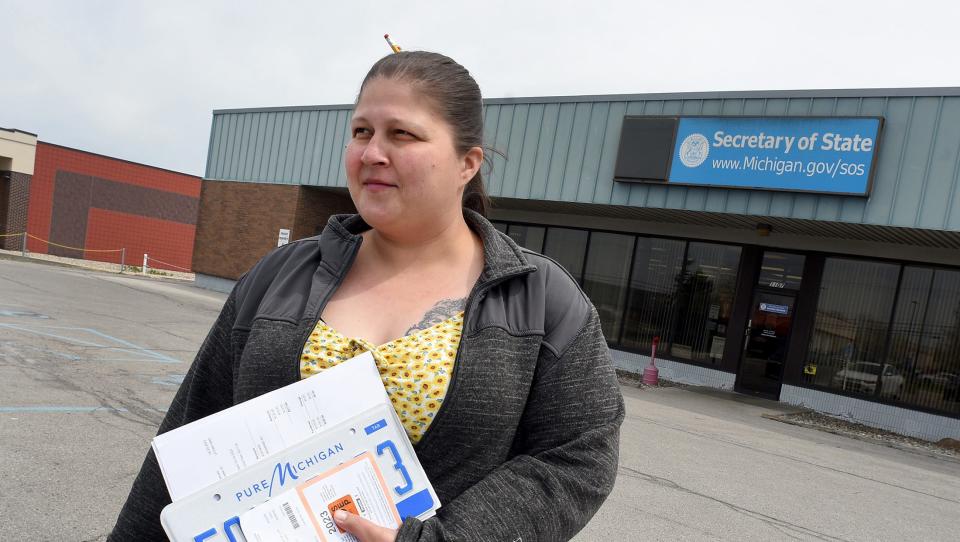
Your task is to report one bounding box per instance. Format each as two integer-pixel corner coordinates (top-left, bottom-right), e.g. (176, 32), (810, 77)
(334, 509), (399, 542)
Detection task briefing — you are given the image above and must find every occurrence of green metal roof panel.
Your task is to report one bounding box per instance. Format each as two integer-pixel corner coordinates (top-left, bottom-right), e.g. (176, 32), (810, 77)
(206, 91), (960, 232)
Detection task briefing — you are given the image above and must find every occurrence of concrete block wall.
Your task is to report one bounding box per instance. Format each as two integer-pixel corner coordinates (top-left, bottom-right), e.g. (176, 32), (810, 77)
(781, 385), (960, 442)
(611, 349), (737, 390)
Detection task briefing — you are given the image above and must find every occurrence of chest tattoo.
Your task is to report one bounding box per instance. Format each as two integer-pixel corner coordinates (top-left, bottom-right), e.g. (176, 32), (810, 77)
(405, 297), (467, 335)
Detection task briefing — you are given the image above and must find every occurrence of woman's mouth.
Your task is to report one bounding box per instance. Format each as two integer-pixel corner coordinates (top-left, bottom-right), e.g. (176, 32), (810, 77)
(362, 180), (397, 192)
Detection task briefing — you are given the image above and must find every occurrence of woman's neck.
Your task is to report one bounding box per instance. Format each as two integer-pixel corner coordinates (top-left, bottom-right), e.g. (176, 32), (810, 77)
(360, 212), (481, 273)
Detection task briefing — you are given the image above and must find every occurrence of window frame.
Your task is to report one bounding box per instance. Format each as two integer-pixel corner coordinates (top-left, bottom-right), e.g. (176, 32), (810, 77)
(489, 217), (960, 420)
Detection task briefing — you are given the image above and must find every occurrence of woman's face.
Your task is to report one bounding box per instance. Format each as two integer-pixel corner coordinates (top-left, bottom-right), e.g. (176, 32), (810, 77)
(345, 77), (481, 235)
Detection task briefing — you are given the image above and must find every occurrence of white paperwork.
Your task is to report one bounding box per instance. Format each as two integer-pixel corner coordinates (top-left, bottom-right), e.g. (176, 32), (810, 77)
(160, 402), (439, 542)
(152, 352), (387, 502)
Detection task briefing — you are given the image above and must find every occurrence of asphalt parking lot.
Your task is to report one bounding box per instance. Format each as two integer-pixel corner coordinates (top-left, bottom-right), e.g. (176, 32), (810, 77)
(2, 256), (959, 541)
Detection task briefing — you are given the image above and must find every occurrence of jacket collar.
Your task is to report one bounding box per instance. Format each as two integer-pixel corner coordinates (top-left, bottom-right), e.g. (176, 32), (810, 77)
(321, 209), (536, 283)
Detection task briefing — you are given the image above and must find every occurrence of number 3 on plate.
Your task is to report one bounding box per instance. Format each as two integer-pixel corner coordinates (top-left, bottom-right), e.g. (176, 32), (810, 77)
(376, 440), (413, 495)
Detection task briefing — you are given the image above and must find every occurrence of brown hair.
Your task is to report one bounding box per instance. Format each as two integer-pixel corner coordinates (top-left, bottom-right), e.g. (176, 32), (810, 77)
(358, 51), (491, 216)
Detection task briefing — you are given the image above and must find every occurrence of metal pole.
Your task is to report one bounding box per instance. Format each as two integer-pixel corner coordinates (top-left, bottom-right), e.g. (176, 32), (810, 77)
(143, 253), (149, 276)
(120, 248), (126, 274)
(21, 232), (27, 257)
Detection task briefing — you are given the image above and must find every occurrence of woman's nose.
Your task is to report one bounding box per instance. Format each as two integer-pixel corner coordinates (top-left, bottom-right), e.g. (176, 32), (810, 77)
(361, 136), (389, 166)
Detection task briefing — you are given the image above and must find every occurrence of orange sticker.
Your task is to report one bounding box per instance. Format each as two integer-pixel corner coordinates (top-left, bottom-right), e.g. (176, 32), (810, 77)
(328, 495), (358, 533)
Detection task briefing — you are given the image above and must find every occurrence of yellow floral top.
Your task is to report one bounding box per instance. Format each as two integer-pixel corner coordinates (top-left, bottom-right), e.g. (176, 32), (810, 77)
(299, 313), (463, 443)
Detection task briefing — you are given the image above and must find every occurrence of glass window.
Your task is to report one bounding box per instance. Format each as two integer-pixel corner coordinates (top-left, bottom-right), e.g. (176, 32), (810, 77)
(669, 243), (741, 364)
(883, 267), (932, 405)
(802, 258), (900, 396)
(890, 268), (960, 415)
(542, 228), (588, 284)
(506, 224), (545, 253)
(582, 232), (635, 342)
(757, 252), (805, 290)
(620, 237), (685, 353)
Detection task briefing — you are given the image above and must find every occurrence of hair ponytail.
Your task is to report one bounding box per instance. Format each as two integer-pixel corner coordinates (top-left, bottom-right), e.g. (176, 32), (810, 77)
(462, 172), (490, 217)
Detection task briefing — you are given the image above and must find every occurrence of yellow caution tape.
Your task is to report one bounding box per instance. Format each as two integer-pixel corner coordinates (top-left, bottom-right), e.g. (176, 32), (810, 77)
(25, 233), (123, 253)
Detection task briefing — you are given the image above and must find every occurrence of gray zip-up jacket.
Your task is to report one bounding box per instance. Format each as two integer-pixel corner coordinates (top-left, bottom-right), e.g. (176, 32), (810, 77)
(109, 210), (624, 542)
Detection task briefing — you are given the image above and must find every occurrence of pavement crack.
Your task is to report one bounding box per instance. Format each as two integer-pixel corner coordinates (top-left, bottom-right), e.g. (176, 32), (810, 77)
(636, 508), (730, 540)
(618, 465), (850, 542)
(626, 413), (960, 506)
(1, 354), (165, 428)
(0, 273), (49, 294)
(143, 326), (195, 343)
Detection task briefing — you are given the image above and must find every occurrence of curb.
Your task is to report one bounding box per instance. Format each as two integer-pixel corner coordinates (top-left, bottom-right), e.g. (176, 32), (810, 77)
(762, 412), (960, 464)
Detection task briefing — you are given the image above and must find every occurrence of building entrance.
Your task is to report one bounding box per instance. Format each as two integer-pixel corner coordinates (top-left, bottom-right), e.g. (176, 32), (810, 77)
(736, 252), (806, 398)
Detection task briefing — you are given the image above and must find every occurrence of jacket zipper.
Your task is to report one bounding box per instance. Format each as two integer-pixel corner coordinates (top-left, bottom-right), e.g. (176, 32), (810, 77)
(414, 268), (533, 450)
(293, 237), (363, 378)
(294, 231), (534, 449)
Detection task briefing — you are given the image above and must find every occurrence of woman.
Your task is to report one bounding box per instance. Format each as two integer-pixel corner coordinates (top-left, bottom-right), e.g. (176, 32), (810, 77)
(109, 51), (624, 542)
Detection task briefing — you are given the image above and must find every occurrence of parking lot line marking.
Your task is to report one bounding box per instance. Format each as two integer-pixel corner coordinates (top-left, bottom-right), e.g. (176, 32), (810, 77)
(0, 323), (181, 364)
(15, 344), (84, 361)
(83, 328), (181, 363)
(0, 323), (108, 348)
(0, 309), (50, 318)
(152, 374), (186, 387)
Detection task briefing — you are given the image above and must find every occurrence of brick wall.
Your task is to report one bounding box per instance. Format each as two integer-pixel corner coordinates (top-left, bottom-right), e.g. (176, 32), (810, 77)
(293, 186), (356, 240)
(0, 173), (8, 239)
(28, 143), (201, 270)
(192, 181), (355, 280)
(1, 172), (31, 250)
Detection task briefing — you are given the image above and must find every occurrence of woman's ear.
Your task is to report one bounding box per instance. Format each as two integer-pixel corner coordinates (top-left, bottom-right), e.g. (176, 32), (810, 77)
(461, 146), (484, 185)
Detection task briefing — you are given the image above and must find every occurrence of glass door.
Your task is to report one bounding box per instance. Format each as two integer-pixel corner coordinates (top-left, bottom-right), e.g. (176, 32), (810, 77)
(737, 291), (796, 397)
(736, 251), (806, 398)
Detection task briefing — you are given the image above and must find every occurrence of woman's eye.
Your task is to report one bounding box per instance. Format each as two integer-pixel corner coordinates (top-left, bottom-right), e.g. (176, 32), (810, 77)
(394, 129), (416, 139)
(352, 127), (371, 137)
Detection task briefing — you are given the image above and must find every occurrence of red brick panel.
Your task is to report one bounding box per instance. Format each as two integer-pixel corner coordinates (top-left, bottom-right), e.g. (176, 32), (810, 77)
(35, 143), (200, 196)
(26, 146), (53, 252)
(85, 208), (196, 271)
(26, 142), (201, 261)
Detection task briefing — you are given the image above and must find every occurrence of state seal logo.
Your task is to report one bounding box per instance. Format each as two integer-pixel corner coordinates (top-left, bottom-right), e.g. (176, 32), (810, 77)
(678, 133), (709, 168)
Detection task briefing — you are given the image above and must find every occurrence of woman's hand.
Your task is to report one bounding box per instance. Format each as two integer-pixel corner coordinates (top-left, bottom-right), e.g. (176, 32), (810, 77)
(333, 510), (399, 542)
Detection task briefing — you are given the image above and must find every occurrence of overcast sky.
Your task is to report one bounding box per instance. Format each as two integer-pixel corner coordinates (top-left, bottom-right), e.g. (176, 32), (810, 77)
(3, 1), (958, 176)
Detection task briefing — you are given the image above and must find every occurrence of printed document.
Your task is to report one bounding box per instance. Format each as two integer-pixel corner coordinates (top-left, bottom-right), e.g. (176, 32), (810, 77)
(153, 352), (387, 501)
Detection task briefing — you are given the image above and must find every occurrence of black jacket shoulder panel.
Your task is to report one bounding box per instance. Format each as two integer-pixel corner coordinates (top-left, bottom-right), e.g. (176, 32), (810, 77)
(521, 250), (593, 357)
(474, 248), (592, 358)
(233, 237), (323, 330)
